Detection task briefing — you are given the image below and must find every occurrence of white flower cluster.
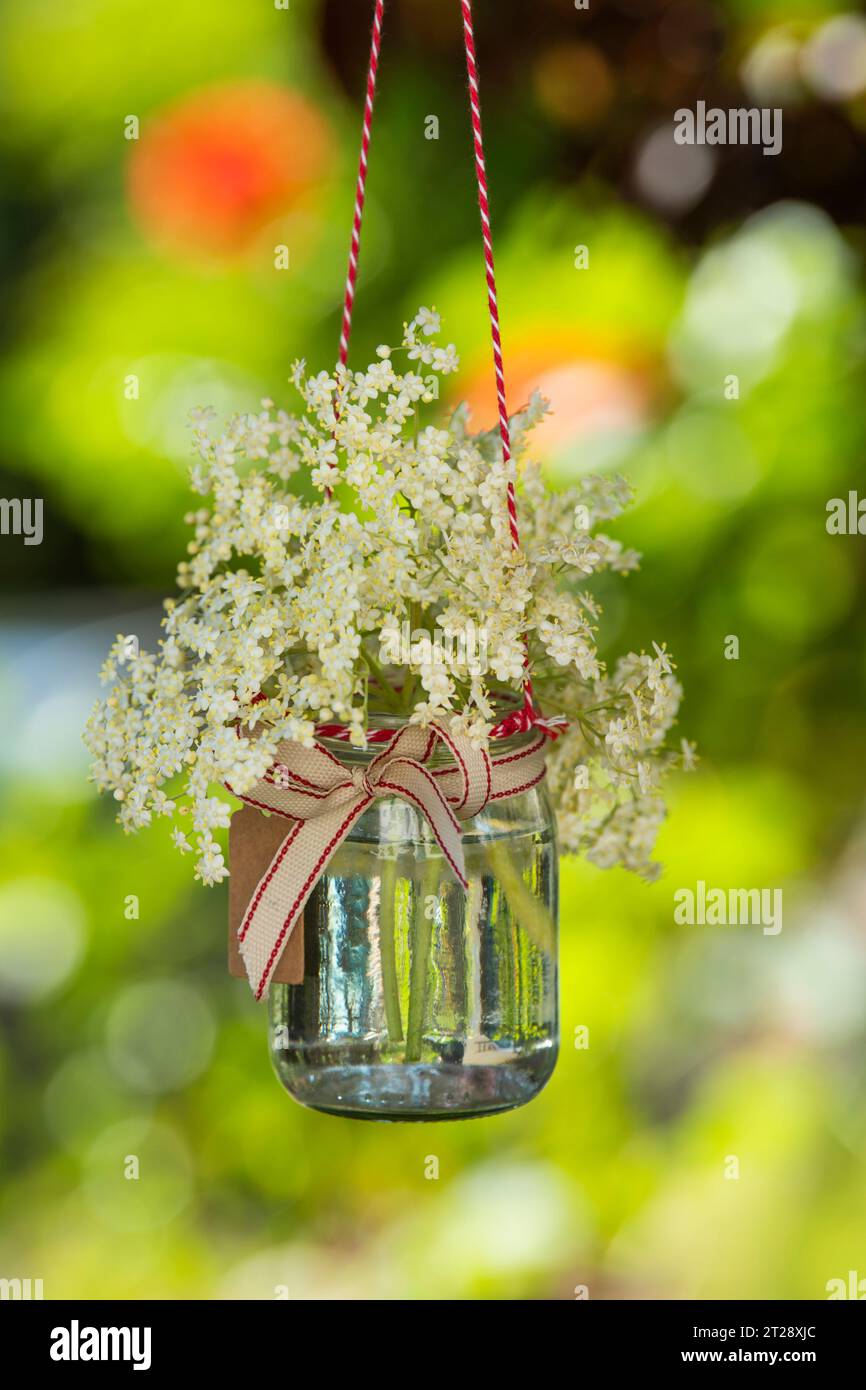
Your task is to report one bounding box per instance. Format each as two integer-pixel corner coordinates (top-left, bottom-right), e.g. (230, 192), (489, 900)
(85, 309), (692, 884)
(544, 645), (695, 882)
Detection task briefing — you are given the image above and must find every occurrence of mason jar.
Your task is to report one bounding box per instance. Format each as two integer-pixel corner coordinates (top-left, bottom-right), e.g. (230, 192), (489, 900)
(268, 728), (559, 1121)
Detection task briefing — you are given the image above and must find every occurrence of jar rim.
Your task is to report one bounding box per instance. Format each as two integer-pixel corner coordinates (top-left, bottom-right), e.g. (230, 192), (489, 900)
(320, 708), (539, 765)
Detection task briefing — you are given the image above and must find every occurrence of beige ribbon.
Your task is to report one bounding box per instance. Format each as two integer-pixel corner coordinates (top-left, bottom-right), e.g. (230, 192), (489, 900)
(229, 723), (548, 998)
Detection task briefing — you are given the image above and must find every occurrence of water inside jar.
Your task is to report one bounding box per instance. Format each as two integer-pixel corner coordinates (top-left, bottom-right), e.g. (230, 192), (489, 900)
(269, 787), (558, 1120)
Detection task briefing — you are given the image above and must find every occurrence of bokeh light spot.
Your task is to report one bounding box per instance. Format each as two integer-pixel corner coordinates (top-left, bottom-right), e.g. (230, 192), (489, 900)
(741, 28), (804, 105)
(44, 1049), (153, 1155)
(634, 124), (715, 214)
(533, 43), (614, 129)
(803, 15), (866, 101)
(105, 979), (216, 1094)
(0, 877), (86, 1002)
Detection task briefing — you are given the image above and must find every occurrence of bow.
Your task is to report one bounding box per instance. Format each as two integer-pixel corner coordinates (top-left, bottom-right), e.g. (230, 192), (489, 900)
(229, 723), (548, 999)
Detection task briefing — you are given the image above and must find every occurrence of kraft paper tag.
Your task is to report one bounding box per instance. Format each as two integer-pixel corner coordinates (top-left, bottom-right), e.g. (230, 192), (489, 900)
(228, 808), (305, 985)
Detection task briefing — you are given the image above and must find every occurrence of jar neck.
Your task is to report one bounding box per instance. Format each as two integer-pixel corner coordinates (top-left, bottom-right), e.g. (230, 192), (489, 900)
(320, 714), (538, 767)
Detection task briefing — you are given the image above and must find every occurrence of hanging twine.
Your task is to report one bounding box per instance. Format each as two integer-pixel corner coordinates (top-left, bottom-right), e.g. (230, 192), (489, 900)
(338, 0), (386, 369)
(459, 0), (518, 553)
(328, 0), (557, 743)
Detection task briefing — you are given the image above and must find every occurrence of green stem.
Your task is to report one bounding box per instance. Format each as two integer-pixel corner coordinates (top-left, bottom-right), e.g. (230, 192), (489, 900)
(483, 840), (556, 958)
(405, 852), (438, 1063)
(362, 648), (402, 712)
(398, 600), (424, 714)
(378, 851), (403, 1045)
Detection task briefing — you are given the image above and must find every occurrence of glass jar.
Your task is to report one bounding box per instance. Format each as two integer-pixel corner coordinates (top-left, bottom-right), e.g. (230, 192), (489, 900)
(268, 729), (559, 1120)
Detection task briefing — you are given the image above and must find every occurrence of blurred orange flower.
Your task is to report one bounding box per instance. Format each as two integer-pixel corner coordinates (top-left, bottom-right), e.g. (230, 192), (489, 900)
(127, 81), (335, 259)
(460, 330), (659, 461)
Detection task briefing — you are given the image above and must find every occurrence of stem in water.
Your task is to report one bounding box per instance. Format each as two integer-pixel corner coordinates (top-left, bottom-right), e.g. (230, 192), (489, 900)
(377, 849), (403, 1045)
(405, 850), (439, 1063)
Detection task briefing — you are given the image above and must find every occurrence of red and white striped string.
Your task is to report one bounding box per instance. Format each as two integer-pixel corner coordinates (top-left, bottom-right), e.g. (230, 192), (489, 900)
(459, 0), (519, 554)
(458, 0), (537, 733)
(330, 0), (553, 741)
(338, 0), (386, 369)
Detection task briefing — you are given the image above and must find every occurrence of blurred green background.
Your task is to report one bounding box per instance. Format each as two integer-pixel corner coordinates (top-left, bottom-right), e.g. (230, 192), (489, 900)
(1, 0), (866, 1299)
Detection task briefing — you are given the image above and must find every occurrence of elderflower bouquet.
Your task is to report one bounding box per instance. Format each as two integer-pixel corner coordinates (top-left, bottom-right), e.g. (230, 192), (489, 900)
(85, 309), (692, 887)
